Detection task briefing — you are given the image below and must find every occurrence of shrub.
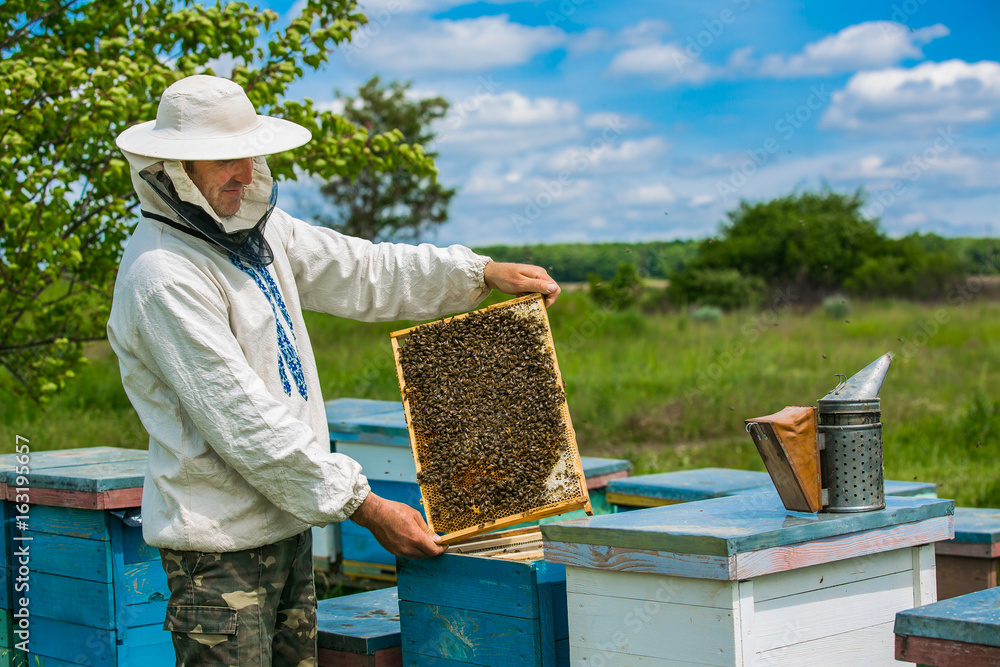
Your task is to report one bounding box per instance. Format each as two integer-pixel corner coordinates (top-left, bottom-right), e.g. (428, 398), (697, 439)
(823, 294), (851, 319)
(588, 263), (643, 311)
(844, 234), (965, 300)
(667, 268), (765, 311)
(690, 305), (723, 323)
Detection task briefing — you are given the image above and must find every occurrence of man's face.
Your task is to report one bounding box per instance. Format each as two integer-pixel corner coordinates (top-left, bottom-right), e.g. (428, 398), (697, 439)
(185, 158), (254, 217)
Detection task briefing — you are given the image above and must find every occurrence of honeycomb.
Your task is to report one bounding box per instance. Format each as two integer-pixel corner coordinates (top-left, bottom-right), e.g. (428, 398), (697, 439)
(391, 293), (589, 541)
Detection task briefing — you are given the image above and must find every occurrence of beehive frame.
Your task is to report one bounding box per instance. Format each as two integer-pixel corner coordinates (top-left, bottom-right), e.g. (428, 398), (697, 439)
(391, 293), (591, 544)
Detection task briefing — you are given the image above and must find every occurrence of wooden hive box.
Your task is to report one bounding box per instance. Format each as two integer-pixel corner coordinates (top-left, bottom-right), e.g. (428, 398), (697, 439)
(328, 405), (421, 581)
(317, 587), (403, 666)
(542, 495), (954, 666)
(396, 528), (568, 666)
(934, 506), (1000, 600)
(0, 447), (149, 667)
(317, 399), (411, 573)
(895, 586), (1000, 665)
(1, 448), (172, 666)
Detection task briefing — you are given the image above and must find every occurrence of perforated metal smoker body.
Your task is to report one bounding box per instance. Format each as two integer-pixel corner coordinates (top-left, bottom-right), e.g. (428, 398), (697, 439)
(391, 293), (592, 544)
(818, 397), (886, 512)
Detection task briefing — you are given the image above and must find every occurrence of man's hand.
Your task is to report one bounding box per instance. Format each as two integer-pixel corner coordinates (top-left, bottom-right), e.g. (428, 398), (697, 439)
(350, 492), (445, 559)
(483, 261), (561, 307)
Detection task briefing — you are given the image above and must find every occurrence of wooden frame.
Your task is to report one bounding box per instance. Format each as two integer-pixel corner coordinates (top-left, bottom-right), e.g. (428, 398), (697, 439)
(390, 293), (591, 544)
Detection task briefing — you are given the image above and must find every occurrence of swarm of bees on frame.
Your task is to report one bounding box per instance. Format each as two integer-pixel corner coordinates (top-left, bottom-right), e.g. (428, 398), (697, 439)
(397, 299), (578, 533)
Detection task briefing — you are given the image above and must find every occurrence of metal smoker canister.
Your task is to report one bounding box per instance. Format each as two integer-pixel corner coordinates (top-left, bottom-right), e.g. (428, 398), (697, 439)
(817, 373), (887, 513)
(818, 397), (885, 511)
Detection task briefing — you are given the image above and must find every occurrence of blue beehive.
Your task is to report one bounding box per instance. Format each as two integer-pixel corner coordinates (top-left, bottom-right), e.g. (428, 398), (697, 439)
(327, 402), (415, 580)
(934, 506), (1000, 600)
(0, 448), (171, 666)
(543, 495), (953, 665)
(324, 394), (631, 582)
(317, 587), (401, 665)
(397, 545), (568, 666)
(895, 586), (1000, 664)
(0, 447), (150, 667)
(316, 398), (407, 572)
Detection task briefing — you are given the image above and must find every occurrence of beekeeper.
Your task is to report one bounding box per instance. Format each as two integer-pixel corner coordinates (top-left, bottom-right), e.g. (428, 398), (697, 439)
(108, 74), (560, 666)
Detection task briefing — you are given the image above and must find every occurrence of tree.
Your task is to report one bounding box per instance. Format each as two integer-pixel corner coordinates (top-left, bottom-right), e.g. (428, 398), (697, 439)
(669, 188), (965, 307)
(316, 76), (456, 241)
(695, 188), (884, 295)
(0, 0), (438, 402)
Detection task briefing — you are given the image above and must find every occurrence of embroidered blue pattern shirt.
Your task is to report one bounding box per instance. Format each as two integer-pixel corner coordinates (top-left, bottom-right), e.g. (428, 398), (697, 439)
(229, 252), (308, 400)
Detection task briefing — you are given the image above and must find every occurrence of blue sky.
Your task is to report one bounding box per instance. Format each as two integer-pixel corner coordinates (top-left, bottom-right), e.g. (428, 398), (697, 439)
(262, 0), (1000, 246)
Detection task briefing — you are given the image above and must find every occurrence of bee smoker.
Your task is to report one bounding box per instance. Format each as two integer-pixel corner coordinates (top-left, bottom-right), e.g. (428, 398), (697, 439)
(817, 354), (891, 512)
(746, 353), (892, 513)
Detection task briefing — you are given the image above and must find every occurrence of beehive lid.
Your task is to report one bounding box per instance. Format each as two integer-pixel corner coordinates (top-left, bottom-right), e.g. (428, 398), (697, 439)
(607, 468), (773, 504)
(391, 293), (591, 544)
(541, 495), (954, 557)
(316, 587), (400, 653)
(325, 398), (402, 435)
(580, 456), (631, 479)
(894, 586), (1000, 648)
(949, 507), (1000, 545)
(4, 457), (147, 493)
(0, 446), (147, 474)
(342, 411), (409, 438)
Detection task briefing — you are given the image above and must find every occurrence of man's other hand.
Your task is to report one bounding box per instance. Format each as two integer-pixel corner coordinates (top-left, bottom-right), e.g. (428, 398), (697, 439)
(483, 261), (561, 307)
(349, 492), (445, 559)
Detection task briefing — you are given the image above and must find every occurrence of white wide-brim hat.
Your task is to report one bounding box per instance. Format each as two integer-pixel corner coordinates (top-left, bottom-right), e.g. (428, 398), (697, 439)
(115, 75), (311, 160)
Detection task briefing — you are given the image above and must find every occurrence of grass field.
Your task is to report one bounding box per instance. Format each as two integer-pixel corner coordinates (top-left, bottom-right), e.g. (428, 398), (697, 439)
(2, 289), (998, 507)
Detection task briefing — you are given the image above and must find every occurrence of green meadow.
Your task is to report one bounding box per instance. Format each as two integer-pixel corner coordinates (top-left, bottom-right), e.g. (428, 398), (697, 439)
(2, 289), (998, 507)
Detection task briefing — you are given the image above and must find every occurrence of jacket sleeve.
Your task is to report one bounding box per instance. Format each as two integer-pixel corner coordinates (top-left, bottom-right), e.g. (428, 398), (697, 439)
(131, 273), (369, 526)
(281, 215), (493, 321)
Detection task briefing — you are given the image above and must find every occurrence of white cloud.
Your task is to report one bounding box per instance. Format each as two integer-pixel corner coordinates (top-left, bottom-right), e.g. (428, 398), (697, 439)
(608, 43), (719, 84)
(759, 22), (949, 78)
(313, 98), (346, 115)
(461, 91), (577, 126)
(435, 91), (582, 156)
(545, 136), (670, 172)
(584, 112), (636, 130)
(357, 0), (522, 14)
(340, 15), (564, 72)
(618, 19), (673, 46)
(618, 183), (677, 205)
(569, 19), (671, 55)
(828, 149), (1000, 191)
(821, 59), (1000, 132)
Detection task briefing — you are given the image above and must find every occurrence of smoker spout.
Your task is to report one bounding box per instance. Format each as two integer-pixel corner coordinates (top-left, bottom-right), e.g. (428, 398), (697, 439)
(821, 353), (892, 401)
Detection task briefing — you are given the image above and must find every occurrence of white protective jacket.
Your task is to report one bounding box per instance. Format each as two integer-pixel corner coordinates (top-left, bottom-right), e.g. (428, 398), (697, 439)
(108, 156), (491, 552)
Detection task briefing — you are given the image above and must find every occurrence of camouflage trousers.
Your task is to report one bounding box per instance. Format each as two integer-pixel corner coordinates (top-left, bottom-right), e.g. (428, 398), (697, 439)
(159, 530), (318, 667)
